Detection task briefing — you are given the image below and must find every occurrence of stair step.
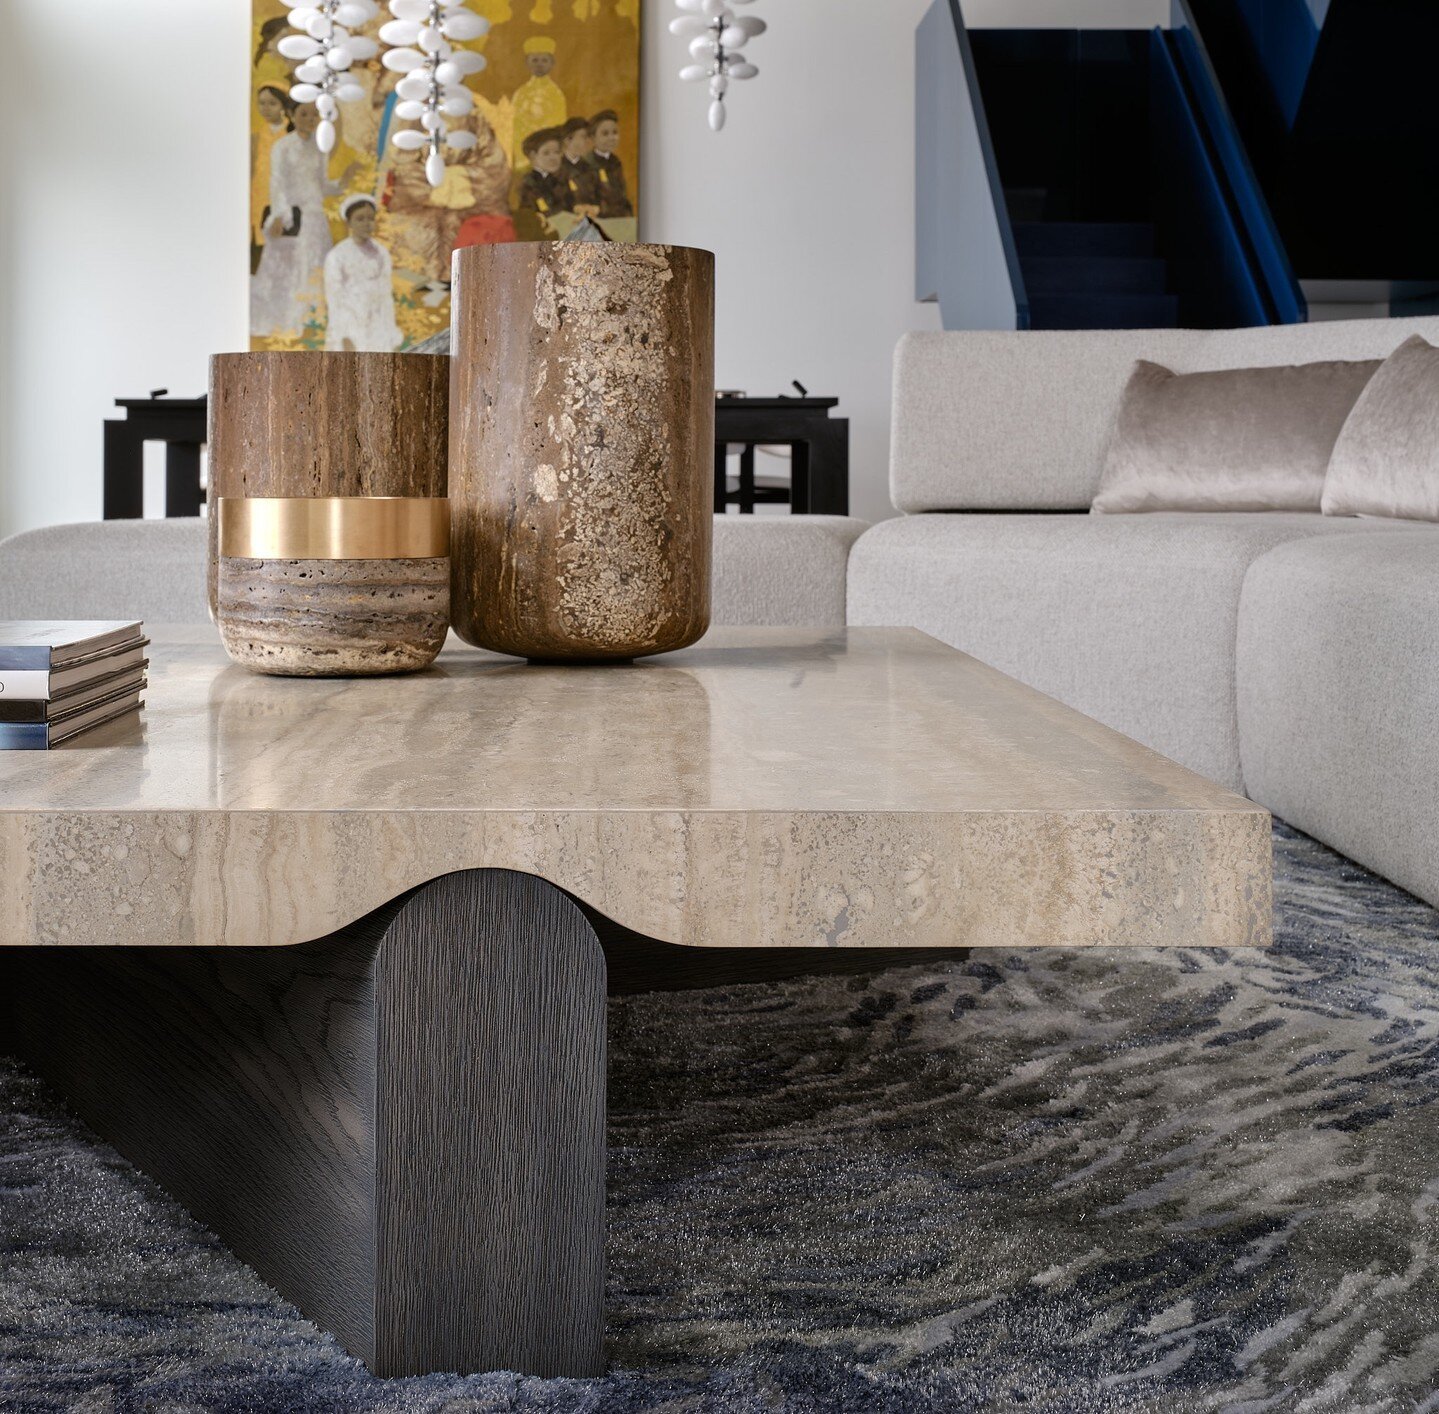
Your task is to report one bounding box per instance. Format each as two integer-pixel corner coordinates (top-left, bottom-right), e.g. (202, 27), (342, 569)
(1027, 292), (1180, 330)
(1014, 221), (1157, 258)
(1020, 255), (1169, 296)
(1004, 186), (1050, 222)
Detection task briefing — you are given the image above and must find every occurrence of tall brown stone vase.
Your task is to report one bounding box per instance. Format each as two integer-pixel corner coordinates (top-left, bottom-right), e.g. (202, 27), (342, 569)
(449, 243), (715, 662)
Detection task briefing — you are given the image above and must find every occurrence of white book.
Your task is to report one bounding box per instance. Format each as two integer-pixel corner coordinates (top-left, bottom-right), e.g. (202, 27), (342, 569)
(0, 640), (148, 700)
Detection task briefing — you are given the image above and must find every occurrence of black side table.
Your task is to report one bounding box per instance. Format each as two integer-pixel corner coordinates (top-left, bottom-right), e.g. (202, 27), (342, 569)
(104, 396), (208, 518)
(714, 397), (849, 515)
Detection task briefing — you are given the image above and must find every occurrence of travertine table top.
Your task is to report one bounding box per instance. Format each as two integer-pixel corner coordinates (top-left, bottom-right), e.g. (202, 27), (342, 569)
(0, 626), (1270, 952)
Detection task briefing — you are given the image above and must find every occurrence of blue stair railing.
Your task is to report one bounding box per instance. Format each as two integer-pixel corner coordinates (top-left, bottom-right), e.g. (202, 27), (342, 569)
(915, 0), (1029, 330)
(1149, 30), (1269, 326)
(1167, 2), (1306, 321)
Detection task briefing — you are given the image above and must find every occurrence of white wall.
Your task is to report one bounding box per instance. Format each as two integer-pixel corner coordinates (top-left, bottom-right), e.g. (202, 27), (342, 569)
(641, 0), (940, 523)
(0, 0), (1166, 537)
(0, 1), (250, 538)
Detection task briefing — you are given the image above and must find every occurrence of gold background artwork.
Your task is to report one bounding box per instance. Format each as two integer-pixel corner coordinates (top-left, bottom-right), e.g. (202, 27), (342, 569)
(249, 0), (641, 350)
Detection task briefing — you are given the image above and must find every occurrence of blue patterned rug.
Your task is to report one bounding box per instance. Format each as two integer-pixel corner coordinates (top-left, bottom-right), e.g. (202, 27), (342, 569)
(3, 824), (1438, 1412)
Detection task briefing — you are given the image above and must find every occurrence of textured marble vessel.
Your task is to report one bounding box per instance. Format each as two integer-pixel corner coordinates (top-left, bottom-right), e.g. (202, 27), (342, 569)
(214, 496), (450, 677)
(216, 555), (449, 677)
(208, 352), (450, 677)
(449, 242), (715, 662)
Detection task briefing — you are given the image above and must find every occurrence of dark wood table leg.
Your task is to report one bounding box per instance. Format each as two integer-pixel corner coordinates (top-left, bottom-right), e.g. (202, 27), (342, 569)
(5, 868), (607, 1380)
(714, 440), (730, 513)
(738, 443), (757, 514)
(102, 421), (145, 518)
(790, 437), (811, 512)
(806, 419), (850, 515)
(165, 441), (205, 517)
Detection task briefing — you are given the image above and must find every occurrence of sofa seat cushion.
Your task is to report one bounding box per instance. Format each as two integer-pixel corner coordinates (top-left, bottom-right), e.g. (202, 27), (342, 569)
(848, 511), (1420, 792)
(1238, 529), (1439, 907)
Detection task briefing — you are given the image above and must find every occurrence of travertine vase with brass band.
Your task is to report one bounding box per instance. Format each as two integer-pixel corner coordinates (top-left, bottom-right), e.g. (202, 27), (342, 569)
(208, 352), (450, 677)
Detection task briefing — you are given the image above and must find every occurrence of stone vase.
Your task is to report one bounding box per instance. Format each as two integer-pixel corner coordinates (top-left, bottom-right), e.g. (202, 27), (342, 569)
(449, 243), (715, 662)
(208, 352), (450, 677)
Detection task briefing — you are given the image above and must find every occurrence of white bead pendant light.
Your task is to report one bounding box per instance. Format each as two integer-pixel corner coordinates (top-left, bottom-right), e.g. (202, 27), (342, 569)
(671, 0), (766, 131)
(380, 1), (490, 187)
(283, 1), (382, 153)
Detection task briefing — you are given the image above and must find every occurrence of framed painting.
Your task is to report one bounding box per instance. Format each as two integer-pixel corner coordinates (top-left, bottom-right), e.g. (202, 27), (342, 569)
(249, 1), (641, 351)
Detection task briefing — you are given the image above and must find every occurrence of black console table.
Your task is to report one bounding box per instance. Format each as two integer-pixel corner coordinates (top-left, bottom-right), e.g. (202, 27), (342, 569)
(104, 391), (851, 521)
(714, 397), (849, 515)
(104, 395), (208, 519)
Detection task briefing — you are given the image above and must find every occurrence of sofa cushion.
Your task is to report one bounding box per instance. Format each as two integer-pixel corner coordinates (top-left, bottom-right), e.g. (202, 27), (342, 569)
(1092, 358), (1378, 514)
(1237, 529), (1439, 908)
(891, 316), (1439, 514)
(1323, 334), (1439, 522)
(710, 515), (869, 629)
(847, 511), (1419, 792)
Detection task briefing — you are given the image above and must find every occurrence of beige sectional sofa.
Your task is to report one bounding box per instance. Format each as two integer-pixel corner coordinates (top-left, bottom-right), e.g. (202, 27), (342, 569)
(847, 510), (1420, 797)
(1237, 529), (1439, 907)
(0, 515), (871, 631)
(842, 315), (1439, 907)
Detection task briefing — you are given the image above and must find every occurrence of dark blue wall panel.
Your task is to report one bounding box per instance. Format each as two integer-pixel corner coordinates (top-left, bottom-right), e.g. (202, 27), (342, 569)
(1233, 0), (1319, 128)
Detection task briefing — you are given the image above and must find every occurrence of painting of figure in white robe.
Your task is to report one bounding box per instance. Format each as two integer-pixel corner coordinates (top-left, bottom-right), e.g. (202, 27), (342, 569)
(324, 197), (403, 352)
(251, 103), (359, 337)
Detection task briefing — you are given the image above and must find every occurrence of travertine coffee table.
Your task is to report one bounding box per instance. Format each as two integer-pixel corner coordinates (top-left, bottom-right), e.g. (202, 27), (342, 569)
(0, 627), (1270, 1379)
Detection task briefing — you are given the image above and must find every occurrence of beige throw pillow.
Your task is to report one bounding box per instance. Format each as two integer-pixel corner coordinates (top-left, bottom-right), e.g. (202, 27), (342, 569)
(1092, 357), (1380, 514)
(1322, 334), (1439, 522)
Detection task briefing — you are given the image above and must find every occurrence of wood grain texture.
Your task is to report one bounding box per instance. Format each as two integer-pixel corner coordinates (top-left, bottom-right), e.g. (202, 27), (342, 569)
(5, 869), (607, 1380)
(217, 555), (449, 676)
(7, 924), (387, 1352)
(375, 870), (606, 1378)
(449, 243), (715, 662)
(206, 352), (449, 616)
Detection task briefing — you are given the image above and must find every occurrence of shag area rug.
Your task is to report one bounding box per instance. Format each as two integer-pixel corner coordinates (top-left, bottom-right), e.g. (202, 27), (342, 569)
(3, 824), (1438, 1413)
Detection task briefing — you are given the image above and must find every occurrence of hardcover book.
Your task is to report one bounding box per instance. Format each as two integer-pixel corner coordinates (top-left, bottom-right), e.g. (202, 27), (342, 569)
(0, 621), (144, 667)
(0, 664), (148, 724)
(0, 690), (143, 750)
(0, 623), (147, 699)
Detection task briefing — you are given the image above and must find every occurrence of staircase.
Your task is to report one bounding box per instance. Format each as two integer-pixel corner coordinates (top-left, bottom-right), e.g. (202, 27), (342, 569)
(1181, 0), (1439, 283)
(916, 1), (1303, 331)
(967, 31), (1189, 331)
(1012, 216), (1177, 330)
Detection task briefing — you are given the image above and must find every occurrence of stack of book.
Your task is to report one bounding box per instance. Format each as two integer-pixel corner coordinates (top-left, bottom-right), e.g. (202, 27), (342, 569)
(0, 622), (148, 749)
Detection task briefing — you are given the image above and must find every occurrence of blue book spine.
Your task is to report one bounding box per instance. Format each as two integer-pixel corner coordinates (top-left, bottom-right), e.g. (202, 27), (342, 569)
(0, 723), (51, 749)
(0, 647), (54, 671)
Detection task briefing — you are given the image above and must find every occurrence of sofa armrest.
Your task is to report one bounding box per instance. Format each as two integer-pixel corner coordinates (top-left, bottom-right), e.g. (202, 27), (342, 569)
(711, 515), (870, 628)
(0, 519), (210, 623)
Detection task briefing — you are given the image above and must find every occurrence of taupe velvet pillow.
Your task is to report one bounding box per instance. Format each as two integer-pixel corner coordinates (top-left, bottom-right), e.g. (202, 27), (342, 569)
(1092, 357), (1380, 514)
(1322, 334), (1439, 521)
